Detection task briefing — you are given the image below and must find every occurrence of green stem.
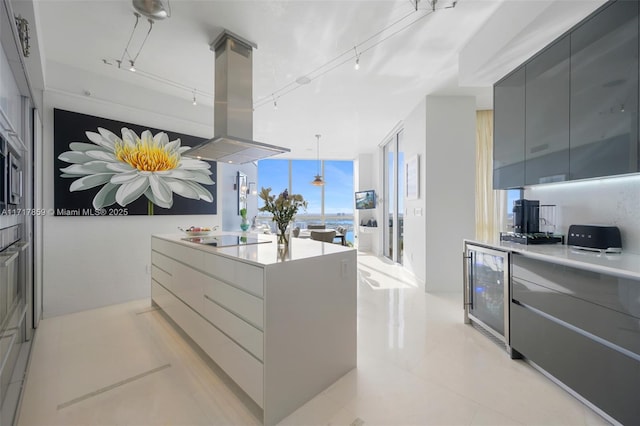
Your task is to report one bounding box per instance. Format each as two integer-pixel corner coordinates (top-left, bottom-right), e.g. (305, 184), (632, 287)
(148, 199), (154, 216)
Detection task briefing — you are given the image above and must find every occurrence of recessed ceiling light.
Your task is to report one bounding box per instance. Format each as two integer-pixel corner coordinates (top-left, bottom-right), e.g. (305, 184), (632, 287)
(295, 76), (311, 85)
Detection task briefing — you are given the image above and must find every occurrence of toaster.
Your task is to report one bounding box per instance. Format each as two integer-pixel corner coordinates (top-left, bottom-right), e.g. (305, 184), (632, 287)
(567, 225), (622, 253)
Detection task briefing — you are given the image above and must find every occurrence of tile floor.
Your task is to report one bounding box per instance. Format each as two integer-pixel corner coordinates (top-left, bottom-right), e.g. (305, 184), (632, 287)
(17, 252), (610, 425)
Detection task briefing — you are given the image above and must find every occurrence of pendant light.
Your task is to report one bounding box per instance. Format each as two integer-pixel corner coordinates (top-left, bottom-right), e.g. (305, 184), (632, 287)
(311, 134), (325, 186)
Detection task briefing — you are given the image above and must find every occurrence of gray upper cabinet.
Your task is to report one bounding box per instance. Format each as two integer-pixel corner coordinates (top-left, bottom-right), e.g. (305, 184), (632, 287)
(570, 0), (639, 180)
(493, 67), (525, 189)
(493, 0), (640, 188)
(525, 35), (571, 185)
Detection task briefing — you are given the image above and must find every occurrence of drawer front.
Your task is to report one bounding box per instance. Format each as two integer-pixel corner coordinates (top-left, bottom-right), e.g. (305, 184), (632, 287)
(512, 254), (640, 318)
(152, 281), (264, 407)
(171, 261), (206, 313)
(151, 265), (172, 289)
(203, 296), (264, 361)
(202, 256), (264, 298)
(152, 237), (206, 270)
(513, 277), (640, 356)
(511, 302), (640, 425)
(151, 250), (175, 275)
(203, 278), (263, 330)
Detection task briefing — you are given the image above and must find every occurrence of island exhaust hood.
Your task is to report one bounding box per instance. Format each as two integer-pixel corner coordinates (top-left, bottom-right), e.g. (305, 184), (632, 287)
(184, 30), (290, 164)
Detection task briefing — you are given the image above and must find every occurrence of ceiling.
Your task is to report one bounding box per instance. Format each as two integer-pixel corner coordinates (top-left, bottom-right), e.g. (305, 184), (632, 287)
(31, 0), (605, 160)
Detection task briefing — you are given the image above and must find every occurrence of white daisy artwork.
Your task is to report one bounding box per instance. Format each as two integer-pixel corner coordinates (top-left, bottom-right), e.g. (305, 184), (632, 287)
(54, 109), (217, 216)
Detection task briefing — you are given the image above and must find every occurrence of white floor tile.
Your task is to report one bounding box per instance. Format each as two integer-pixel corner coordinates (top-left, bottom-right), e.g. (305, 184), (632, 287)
(17, 255), (610, 426)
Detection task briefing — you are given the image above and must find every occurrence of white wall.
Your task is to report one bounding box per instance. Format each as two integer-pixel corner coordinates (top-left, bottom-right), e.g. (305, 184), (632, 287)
(525, 174), (640, 254)
(424, 96), (476, 292)
(402, 99), (428, 283)
(41, 82), (224, 317)
(370, 96), (475, 290)
(354, 153), (380, 253)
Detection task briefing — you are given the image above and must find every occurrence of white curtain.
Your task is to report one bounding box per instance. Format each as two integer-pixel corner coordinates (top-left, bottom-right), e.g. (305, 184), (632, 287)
(475, 110), (506, 241)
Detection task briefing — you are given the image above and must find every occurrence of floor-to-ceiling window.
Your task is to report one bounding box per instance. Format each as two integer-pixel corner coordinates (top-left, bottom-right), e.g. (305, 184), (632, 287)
(384, 140), (394, 260)
(257, 159), (355, 244)
(383, 130), (404, 264)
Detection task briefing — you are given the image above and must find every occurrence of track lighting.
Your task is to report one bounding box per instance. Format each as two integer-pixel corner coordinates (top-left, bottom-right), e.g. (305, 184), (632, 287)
(118, 13), (153, 73)
(253, 1), (456, 110)
(132, 0), (171, 20)
(354, 46), (360, 70)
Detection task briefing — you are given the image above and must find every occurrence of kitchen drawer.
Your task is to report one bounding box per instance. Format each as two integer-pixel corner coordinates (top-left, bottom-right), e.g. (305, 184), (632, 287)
(513, 277), (640, 356)
(170, 261), (206, 313)
(152, 281), (264, 407)
(512, 254), (640, 318)
(152, 238), (206, 271)
(203, 278), (263, 330)
(151, 265), (172, 289)
(203, 295), (263, 360)
(151, 250), (175, 276)
(511, 302), (640, 425)
(202, 256), (264, 298)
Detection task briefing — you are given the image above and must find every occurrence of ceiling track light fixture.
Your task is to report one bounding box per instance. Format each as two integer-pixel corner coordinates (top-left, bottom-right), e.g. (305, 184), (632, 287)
(103, 6), (207, 106)
(132, 0), (171, 20)
(102, 59), (213, 105)
(254, 0), (458, 110)
(117, 12), (154, 74)
(311, 134), (325, 186)
(103, 0), (456, 111)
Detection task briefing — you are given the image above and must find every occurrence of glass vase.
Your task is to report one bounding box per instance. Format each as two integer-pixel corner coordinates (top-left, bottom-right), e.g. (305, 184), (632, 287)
(240, 217), (250, 232)
(276, 221), (291, 249)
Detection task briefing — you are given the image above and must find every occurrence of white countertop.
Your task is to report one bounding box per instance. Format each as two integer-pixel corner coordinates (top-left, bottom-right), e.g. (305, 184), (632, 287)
(465, 238), (640, 280)
(153, 233), (354, 267)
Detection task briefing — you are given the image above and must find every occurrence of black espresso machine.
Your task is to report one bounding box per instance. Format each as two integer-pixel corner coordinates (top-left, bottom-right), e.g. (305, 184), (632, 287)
(513, 199), (539, 233)
(501, 199), (563, 245)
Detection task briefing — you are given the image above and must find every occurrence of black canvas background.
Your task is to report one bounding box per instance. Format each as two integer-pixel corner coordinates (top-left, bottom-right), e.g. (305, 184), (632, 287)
(53, 108), (217, 216)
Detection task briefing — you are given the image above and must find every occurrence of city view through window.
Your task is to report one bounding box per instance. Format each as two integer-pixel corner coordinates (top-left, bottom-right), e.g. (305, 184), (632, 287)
(256, 159), (355, 244)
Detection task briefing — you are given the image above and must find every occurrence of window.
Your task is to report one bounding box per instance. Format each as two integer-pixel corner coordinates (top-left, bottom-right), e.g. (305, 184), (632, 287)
(257, 159), (354, 244)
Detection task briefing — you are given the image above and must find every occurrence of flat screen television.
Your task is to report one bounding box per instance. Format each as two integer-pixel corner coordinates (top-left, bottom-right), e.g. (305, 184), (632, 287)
(355, 190), (376, 210)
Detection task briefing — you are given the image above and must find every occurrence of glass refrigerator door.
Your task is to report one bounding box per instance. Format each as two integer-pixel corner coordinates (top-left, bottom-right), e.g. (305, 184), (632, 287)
(468, 247), (507, 337)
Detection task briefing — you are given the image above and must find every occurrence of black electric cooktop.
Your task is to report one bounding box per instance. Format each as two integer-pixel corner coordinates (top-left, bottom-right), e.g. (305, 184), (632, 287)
(182, 235), (271, 247)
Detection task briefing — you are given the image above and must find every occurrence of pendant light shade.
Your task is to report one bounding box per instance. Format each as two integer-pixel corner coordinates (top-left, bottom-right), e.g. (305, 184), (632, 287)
(311, 175), (324, 186)
(311, 134), (324, 186)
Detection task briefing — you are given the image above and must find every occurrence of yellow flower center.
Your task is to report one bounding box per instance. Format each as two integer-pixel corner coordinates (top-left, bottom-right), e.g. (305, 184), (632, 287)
(115, 139), (179, 172)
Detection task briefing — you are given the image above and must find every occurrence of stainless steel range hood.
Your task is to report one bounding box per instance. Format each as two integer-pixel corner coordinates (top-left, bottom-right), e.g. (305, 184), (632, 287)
(184, 30), (290, 164)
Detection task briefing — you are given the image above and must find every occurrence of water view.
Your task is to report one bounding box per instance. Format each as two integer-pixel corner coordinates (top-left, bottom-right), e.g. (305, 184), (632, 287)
(257, 159), (355, 244)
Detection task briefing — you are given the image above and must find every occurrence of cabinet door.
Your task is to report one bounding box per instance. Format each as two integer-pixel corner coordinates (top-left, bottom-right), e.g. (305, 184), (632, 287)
(570, 0), (639, 180)
(525, 35), (570, 185)
(493, 66), (525, 189)
(511, 302), (640, 425)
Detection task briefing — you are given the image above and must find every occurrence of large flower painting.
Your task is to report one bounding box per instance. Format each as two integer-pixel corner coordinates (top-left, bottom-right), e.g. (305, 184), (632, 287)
(54, 109), (217, 216)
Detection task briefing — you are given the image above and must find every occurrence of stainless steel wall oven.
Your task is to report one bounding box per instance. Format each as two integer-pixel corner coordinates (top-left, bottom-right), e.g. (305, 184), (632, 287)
(8, 150), (21, 206)
(0, 135), (6, 208)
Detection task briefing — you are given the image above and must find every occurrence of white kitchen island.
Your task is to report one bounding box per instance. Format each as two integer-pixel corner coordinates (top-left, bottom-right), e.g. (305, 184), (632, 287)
(150, 233), (357, 425)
